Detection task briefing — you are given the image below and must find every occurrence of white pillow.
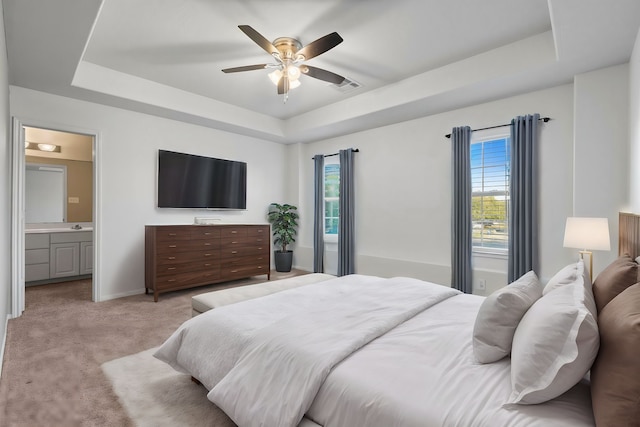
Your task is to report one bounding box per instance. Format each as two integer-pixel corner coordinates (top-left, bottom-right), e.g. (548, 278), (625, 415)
(543, 262), (579, 295)
(473, 271), (542, 363)
(508, 261), (599, 405)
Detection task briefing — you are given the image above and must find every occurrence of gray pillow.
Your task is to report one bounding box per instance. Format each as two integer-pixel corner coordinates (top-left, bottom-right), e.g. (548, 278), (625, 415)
(473, 271), (543, 363)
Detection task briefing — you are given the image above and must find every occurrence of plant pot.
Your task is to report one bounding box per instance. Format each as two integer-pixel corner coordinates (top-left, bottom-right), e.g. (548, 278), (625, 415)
(274, 250), (293, 272)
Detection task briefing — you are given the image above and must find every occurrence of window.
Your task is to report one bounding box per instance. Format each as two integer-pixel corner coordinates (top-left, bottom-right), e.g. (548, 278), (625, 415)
(324, 160), (340, 238)
(471, 135), (510, 252)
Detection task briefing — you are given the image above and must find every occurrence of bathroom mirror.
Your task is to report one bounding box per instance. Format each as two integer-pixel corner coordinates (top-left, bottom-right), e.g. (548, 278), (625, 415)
(25, 163), (67, 223)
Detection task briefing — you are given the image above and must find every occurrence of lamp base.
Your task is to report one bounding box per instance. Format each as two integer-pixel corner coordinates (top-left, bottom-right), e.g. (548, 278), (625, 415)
(579, 250), (593, 282)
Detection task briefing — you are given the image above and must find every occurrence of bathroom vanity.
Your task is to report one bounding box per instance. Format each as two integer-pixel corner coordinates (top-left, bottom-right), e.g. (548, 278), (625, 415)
(25, 226), (93, 284)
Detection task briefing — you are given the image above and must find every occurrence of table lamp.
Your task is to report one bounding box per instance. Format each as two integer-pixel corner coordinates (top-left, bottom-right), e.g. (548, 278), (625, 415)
(563, 217), (611, 281)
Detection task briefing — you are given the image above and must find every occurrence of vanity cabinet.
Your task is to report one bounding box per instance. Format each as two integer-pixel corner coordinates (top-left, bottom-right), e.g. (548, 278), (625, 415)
(80, 241), (94, 275)
(25, 233), (50, 282)
(50, 242), (80, 278)
(26, 230), (93, 283)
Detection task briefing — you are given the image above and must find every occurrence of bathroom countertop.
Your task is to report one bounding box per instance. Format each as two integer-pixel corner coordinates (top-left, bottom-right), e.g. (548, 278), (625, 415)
(25, 227), (93, 234)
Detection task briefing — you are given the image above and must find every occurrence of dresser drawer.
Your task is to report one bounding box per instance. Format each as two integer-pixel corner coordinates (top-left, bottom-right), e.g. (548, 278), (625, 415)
(221, 264), (268, 279)
(221, 235), (268, 248)
(219, 245), (269, 259)
(155, 227), (192, 242)
(191, 227), (221, 240)
(221, 254), (269, 269)
(156, 260), (220, 276)
(156, 250), (218, 265)
(219, 226), (248, 238)
(155, 268), (221, 290)
(156, 239), (220, 253)
(247, 226), (269, 237)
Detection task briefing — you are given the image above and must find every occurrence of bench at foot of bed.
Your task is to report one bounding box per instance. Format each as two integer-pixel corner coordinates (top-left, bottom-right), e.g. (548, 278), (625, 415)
(191, 273), (335, 316)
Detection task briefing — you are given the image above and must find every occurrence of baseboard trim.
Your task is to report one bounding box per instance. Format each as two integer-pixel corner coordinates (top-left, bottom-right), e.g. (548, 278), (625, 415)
(0, 314), (10, 380)
(99, 288), (146, 302)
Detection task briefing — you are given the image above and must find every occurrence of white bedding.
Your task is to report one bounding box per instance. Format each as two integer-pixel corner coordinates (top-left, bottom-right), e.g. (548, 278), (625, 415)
(155, 274), (596, 427)
(307, 294), (595, 427)
(207, 276), (459, 427)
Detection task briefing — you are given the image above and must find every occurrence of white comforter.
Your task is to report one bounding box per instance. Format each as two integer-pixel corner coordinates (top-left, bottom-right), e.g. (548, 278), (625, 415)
(155, 275), (595, 427)
(207, 276), (459, 427)
(155, 275), (459, 427)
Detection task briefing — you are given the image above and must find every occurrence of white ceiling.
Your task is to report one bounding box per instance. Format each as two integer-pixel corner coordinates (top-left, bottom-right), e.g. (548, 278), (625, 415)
(3, 0), (640, 144)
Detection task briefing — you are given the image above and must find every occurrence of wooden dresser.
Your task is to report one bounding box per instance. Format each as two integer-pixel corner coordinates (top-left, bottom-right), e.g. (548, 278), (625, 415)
(145, 224), (270, 301)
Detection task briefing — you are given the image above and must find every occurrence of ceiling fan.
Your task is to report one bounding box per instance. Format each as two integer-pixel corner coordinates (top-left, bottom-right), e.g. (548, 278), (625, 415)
(222, 25), (346, 102)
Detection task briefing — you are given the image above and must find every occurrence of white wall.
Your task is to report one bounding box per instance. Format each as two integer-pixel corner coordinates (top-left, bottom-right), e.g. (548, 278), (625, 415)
(0, 0), (12, 375)
(630, 28), (640, 212)
(9, 87), (287, 301)
(573, 64), (630, 274)
(293, 84), (576, 294)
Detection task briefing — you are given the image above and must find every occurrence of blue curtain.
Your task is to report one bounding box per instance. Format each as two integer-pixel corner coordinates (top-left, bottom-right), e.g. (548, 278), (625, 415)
(451, 126), (472, 293)
(508, 114), (540, 282)
(313, 155), (324, 273)
(338, 149), (355, 276)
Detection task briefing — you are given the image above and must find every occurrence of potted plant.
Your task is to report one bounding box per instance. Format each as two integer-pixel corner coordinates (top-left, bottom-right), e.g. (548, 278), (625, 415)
(267, 203), (299, 272)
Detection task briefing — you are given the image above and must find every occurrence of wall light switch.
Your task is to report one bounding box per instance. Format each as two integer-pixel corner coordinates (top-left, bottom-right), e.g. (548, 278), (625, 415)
(477, 279), (486, 291)
(68, 197), (80, 204)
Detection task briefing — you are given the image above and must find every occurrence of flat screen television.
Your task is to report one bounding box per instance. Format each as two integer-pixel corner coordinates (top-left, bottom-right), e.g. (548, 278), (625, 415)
(157, 150), (247, 209)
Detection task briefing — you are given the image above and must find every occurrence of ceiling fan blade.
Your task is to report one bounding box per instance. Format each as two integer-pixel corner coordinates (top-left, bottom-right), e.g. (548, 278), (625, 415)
(238, 25), (279, 57)
(296, 32), (343, 61)
(300, 65), (346, 85)
(222, 64), (268, 73)
(277, 74), (289, 95)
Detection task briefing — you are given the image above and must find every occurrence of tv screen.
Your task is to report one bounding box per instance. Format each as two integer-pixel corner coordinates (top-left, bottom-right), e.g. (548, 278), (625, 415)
(157, 150), (247, 209)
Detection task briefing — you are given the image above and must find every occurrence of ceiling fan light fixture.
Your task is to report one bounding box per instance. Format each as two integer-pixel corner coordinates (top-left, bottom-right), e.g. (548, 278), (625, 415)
(268, 69), (301, 89)
(268, 69), (282, 85)
(287, 65), (301, 81)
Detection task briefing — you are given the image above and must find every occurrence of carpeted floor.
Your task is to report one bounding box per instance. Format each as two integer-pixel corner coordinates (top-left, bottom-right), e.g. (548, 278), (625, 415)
(101, 347), (235, 427)
(0, 270), (307, 427)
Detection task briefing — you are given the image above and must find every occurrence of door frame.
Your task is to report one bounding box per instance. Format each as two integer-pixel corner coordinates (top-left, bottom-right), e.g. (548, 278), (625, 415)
(11, 117), (101, 316)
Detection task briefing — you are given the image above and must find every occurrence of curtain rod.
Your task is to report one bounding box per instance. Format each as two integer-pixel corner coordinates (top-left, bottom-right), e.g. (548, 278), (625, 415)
(444, 117), (551, 139)
(311, 148), (359, 159)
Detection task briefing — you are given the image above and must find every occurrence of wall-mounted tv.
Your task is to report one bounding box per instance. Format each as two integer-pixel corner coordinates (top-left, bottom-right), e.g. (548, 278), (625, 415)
(157, 150), (247, 210)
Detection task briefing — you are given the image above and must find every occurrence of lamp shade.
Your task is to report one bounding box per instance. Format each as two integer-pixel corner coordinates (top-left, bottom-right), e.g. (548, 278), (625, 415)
(563, 217), (611, 251)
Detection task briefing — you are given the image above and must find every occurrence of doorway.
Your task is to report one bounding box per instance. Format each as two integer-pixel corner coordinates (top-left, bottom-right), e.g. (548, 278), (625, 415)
(11, 119), (101, 317)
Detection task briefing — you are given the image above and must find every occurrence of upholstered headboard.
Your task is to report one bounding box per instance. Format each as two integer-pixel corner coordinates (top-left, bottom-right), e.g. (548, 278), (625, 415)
(618, 212), (640, 259)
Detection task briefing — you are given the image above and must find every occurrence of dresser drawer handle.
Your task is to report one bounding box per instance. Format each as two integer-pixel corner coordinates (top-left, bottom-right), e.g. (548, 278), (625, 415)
(257, 266), (262, 269)
(167, 256), (176, 260)
(231, 241), (238, 244)
(257, 229), (263, 233)
(258, 247), (263, 250)
(167, 267), (176, 270)
(231, 231), (237, 234)
(168, 279), (176, 282)
(204, 263), (211, 267)
(204, 243), (211, 246)
(168, 233), (177, 236)
(231, 270), (238, 273)
(231, 250), (238, 254)
(168, 245), (177, 248)
(204, 253), (212, 257)
(204, 232), (211, 235)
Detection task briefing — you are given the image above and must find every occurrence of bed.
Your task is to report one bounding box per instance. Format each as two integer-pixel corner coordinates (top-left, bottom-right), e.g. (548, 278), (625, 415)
(154, 213), (640, 427)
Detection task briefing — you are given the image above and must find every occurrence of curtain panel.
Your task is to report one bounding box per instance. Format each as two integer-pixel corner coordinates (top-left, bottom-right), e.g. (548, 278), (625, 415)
(451, 126), (473, 294)
(313, 154), (325, 273)
(508, 114), (540, 282)
(338, 149), (355, 276)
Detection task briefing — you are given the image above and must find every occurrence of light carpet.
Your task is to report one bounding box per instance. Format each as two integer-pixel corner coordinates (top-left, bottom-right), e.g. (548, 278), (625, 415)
(101, 347), (236, 427)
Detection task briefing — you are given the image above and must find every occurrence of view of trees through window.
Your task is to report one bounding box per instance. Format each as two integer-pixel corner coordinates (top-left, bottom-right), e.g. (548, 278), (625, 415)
(324, 163), (339, 235)
(471, 137), (510, 250)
